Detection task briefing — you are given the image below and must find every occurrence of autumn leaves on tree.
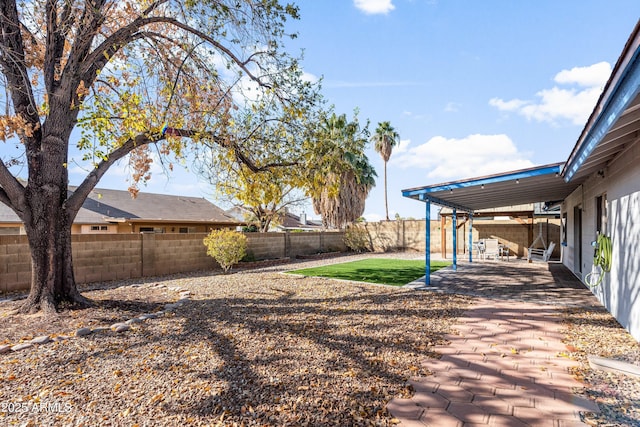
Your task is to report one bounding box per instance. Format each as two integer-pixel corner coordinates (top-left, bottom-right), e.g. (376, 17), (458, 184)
(0, 0), (385, 314)
(0, 0), (315, 313)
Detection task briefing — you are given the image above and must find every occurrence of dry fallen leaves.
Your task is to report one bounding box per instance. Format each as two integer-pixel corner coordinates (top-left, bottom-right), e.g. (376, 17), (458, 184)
(0, 268), (470, 426)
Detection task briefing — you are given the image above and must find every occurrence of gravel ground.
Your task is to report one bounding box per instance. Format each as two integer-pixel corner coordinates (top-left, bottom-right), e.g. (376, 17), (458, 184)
(0, 255), (469, 426)
(1, 253), (639, 426)
(561, 306), (640, 427)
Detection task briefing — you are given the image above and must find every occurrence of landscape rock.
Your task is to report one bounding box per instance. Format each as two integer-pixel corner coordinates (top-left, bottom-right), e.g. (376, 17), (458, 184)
(0, 344), (10, 353)
(139, 313), (157, 320)
(11, 343), (33, 351)
(30, 335), (51, 345)
(125, 318), (142, 325)
(75, 327), (92, 337)
(110, 323), (130, 333)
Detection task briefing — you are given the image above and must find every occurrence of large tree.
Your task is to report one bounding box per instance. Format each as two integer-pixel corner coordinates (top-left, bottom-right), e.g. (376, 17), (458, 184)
(0, 0), (316, 313)
(371, 121), (400, 221)
(306, 111), (376, 229)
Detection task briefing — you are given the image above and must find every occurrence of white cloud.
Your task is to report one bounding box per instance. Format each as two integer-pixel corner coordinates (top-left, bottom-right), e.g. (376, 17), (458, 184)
(362, 212), (384, 222)
(554, 61), (611, 87)
(489, 62), (612, 125)
(393, 139), (411, 155)
(444, 102), (461, 112)
(488, 98), (529, 111)
(354, 0), (395, 15)
(391, 134), (534, 181)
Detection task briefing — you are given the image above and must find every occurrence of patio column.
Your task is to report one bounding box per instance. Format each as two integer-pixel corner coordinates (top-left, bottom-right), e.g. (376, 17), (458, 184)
(453, 208), (457, 271)
(424, 197), (431, 285)
(469, 213), (473, 263)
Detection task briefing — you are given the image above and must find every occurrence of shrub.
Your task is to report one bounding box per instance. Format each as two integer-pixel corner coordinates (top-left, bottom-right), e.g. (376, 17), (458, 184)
(203, 229), (247, 273)
(241, 250), (256, 262)
(343, 225), (371, 253)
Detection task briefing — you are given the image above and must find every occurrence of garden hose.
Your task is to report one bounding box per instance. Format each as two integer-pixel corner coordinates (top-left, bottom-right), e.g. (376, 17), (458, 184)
(585, 234), (612, 288)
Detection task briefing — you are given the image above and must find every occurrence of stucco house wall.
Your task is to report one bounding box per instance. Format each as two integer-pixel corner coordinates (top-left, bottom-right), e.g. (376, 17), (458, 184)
(562, 139), (640, 340)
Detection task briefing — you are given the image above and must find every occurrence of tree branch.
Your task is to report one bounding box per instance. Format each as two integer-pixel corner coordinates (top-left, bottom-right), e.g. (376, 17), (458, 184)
(165, 127), (298, 172)
(44, 0), (62, 91)
(80, 13), (268, 92)
(0, 0), (41, 129)
(65, 130), (158, 216)
(0, 158), (25, 214)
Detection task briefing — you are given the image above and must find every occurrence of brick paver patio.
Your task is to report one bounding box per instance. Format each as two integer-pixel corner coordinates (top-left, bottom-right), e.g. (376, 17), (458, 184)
(388, 259), (602, 426)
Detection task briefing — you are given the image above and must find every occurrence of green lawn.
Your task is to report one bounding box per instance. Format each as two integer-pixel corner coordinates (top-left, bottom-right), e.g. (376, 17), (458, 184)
(287, 258), (451, 286)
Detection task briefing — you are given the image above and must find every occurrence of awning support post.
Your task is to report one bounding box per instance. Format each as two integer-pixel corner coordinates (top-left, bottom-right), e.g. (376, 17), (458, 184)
(453, 208), (457, 271)
(425, 197), (431, 285)
(469, 213), (473, 263)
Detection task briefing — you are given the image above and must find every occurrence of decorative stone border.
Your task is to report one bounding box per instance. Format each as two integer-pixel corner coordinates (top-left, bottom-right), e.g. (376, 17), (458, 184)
(295, 251), (344, 260)
(0, 283), (191, 355)
(588, 355), (640, 378)
(236, 257), (291, 270)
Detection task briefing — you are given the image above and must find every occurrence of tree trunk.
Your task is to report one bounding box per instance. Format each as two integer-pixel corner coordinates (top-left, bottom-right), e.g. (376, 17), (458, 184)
(384, 161), (389, 221)
(17, 126), (91, 314)
(18, 184), (90, 314)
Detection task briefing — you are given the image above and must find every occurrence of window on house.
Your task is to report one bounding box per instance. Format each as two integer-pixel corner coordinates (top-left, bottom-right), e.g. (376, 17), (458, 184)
(596, 194), (608, 234)
(179, 227), (188, 233)
(561, 212), (567, 246)
(139, 227), (165, 233)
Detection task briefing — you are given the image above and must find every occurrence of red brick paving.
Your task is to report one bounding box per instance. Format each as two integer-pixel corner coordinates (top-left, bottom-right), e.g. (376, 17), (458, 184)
(388, 261), (602, 426)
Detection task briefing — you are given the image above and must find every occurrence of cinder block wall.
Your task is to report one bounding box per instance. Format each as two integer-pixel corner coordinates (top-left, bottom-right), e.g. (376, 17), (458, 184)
(1, 231), (347, 293)
(358, 221), (441, 253)
(0, 235), (30, 292)
(151, 234), (218, 276)
(73, 234), (142, 283)
(245, 233), (286, 260)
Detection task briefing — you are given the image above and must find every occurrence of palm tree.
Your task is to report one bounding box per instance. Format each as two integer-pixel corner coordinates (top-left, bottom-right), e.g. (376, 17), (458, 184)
(372, 121), (400, 221)
(307, 112), (377, 229)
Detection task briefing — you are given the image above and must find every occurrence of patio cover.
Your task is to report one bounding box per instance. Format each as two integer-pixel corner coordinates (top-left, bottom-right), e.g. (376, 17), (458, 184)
(401, 163), (586, 213)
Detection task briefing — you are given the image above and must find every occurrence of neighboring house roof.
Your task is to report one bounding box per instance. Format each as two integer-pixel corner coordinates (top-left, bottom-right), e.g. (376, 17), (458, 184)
(225, 206), (323, 230)
(0, 186), (239, 225)
(278, 212), (323, 230)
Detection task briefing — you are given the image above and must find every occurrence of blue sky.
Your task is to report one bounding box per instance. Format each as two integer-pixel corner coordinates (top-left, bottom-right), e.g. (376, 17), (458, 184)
(70, 1), (640, 220)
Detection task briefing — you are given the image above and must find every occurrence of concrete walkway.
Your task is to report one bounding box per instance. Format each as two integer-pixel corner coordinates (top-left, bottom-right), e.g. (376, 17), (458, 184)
(388, 260), (602, 426)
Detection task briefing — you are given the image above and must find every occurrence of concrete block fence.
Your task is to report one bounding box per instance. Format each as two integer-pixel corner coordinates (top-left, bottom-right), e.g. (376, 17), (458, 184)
(0, 231), (347, 293)
(0, 220), (558, 294)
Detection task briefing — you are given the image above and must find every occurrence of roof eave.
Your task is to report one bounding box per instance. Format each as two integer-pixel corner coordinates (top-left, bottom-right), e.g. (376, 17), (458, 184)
(563, 19), (640, 182)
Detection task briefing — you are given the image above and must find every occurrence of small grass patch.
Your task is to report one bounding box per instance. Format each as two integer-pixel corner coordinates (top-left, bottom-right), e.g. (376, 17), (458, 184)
(287, 258), (451, 286)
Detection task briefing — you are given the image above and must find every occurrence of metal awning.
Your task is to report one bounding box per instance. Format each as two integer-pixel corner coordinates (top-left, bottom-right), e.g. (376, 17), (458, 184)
(401, 163), (586, 213)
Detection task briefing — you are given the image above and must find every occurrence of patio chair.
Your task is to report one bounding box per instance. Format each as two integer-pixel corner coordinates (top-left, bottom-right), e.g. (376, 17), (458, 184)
(528, 241), (556, 262)
(484, 239), (500, 260)
(475, 240), (486, 260)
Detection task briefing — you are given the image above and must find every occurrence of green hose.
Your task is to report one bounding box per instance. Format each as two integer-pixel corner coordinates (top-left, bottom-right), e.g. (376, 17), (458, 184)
(585, 234), (612, 288)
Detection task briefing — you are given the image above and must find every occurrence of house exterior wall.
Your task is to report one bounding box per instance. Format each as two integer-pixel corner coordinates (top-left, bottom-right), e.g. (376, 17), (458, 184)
(562, 140), (640, 341)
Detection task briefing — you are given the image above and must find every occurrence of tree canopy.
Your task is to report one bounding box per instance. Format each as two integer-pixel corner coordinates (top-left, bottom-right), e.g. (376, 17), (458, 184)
(305, 111), (376, 229)
(0, 0), (318, 313)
